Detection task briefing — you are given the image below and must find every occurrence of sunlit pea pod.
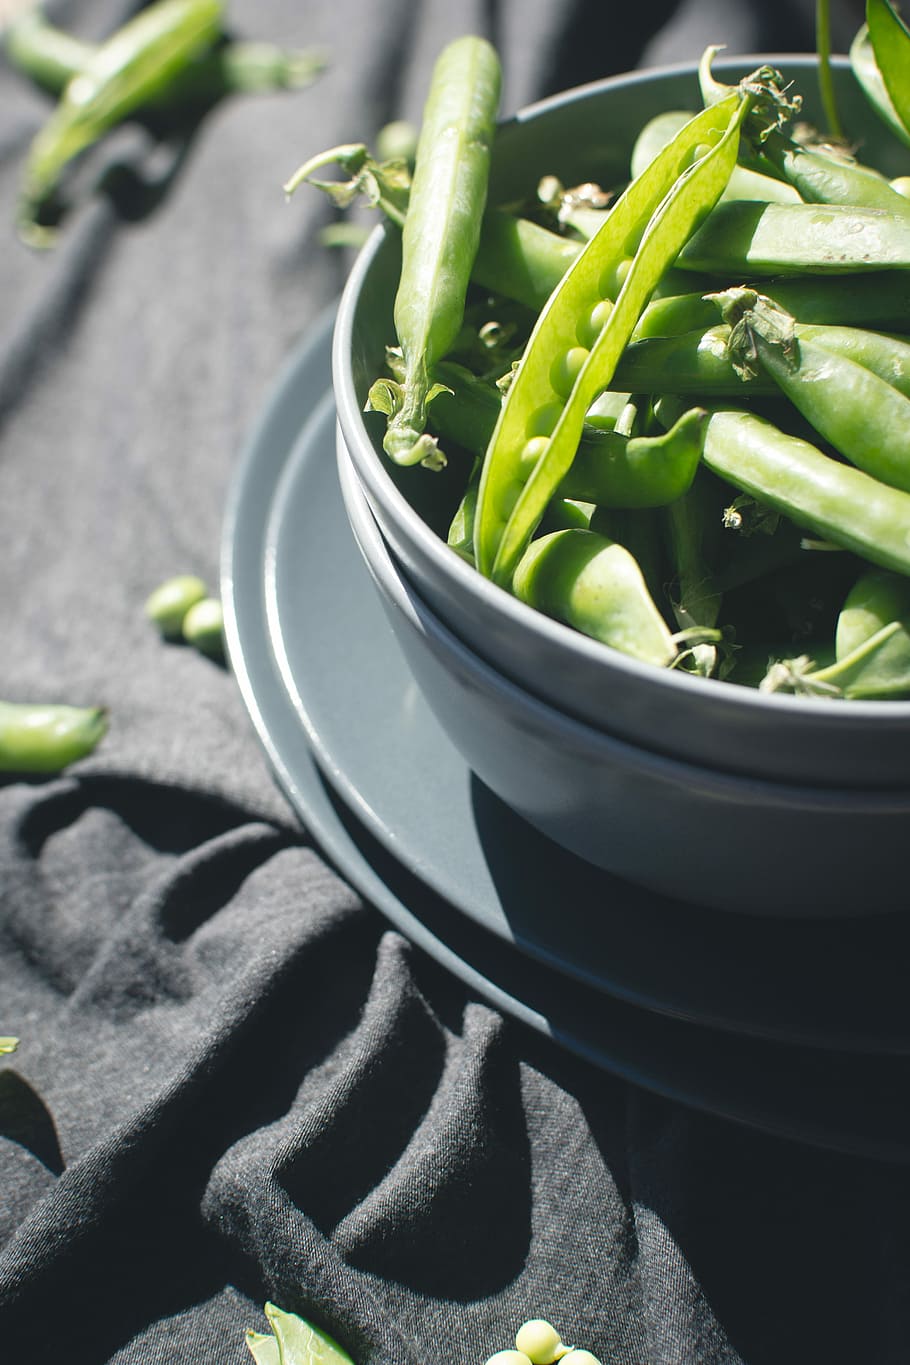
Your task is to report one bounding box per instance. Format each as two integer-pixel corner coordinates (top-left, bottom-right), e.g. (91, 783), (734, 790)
(426, 361), (706, 508)
(866, 0), (910, 146)
(20, 0), (224, 231)
(473, 90), (751, 585)
(718, 290), (910, 494)
(511, 527), (677, 667)
(629, 108), (801, 204)
(783, 568), (910, 698)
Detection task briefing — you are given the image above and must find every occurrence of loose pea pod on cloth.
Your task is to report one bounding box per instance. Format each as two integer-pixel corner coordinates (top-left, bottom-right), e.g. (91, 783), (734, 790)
(3, 6), (326, 106)
(365, 35), (502, 469)
(0, 700), (107, 774)
(472, 83), (768, 586)
(18, 0), (224, 239)
(715, 286), (910, 493)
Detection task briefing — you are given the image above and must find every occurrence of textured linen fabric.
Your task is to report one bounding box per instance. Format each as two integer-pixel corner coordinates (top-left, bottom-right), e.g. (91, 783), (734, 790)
(2, 2), (907, 1363)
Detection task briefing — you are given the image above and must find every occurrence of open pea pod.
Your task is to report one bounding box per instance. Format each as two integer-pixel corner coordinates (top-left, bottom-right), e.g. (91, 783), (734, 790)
(473, 88), (755, 585)
(865, 0), (910, 143)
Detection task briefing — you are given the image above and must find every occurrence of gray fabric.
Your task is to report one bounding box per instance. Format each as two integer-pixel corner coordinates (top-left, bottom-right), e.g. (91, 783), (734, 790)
(1, 2), (906, 1362)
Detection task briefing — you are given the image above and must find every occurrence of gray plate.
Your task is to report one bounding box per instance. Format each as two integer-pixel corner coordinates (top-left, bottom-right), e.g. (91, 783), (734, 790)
(221, 308), (910, 1161)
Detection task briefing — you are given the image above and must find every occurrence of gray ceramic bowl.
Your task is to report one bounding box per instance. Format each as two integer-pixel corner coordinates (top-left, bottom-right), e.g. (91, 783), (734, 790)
(333, 55), (910, 788)
(337, 438), (910, 917)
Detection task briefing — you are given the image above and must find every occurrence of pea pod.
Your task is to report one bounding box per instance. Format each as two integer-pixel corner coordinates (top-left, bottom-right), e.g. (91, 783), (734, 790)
(425, 361), (705, 507)
(0, 700), (107, 774)
(633, 273), (910, 339)
(474, 87), (757, 585)
(4, 8), (325, 107)
(681, 403), (910, 578)
(698, 44), (910, 218)
(676, 199), (910, 276)
(762, 571), (910, 698)
(717, 287), (910, 493)
(630, 108), (802, 204)
(19, 0), (224, 236)
(367, 35), (501, 468)
(866, 0), (910, 142)
(615, 316), (910, 398)
(511, 528), (677, 666)
(850, 21), (910, 150)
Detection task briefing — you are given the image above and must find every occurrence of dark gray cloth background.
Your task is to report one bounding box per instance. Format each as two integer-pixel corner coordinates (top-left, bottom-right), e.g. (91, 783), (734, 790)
(1, 1), (906, 1362)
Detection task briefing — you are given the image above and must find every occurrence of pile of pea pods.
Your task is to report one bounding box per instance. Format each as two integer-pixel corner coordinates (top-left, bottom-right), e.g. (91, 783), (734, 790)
(294, 3), (910, 700)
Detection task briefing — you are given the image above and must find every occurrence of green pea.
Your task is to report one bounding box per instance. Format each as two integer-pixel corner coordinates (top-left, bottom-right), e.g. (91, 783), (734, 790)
(559, 1352), (602, 1365)
(514, 1318), (568, 1363)
(181, 597), (225, 660)
(484, 1353), (533, 1365)
(145, 574), (208, 638)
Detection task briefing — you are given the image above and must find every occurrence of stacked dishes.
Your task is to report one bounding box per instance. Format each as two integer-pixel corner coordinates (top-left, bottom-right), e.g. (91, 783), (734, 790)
(332, 55), (910, 918)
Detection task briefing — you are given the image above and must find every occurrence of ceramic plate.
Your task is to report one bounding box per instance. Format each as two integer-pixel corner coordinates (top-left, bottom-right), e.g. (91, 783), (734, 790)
(221, 308), (910, 1160)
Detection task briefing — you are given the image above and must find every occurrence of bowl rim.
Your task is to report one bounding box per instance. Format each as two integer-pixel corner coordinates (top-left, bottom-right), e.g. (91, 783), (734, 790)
(332, 53), (910, 729)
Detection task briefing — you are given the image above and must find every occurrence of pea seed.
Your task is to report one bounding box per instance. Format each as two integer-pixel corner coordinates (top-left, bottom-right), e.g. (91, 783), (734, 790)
(519, 435), (550, 474)
(559, 1352), (602, 1365)
(515, 1318), (568, 1363)
(528, 403), (563, 436)
(549, 346), (589, 398)
(181, 596), (225, 660)
(578, 298), (613, 347)
(484, 1353), (532, 1365)
(145, 574), (207, 638)
(891, 175), (910, 199)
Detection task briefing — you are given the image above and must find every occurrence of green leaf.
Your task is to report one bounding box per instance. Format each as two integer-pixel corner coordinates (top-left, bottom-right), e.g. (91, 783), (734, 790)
(264, 1304), (355, 1365)
(866, 0), (910, 138)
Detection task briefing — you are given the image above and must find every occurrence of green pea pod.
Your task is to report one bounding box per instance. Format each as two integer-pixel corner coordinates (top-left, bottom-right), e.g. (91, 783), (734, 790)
(771, 570), (910, 697)
(634, 272), (910, 339)
(866, 0), (910, 142)
(425, 361), (705, 507)
(850, 22), (910, 150)
(615, 317), (910, 398)
(630, 108), (802, 204)
(20, 0), (224, 235)
(511, 528), (677, 667)
(0, 700), (107, 774)
(718, 287), (910, 493)
(3, 7), (94, 94)
(676, 199), (910, 275)
(371, 35), (501, 468)
(474, 88), (754, 585)
(5, 7), (324, 108)
(800, 323), (910, 398)
(686, 403), (910, 578)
